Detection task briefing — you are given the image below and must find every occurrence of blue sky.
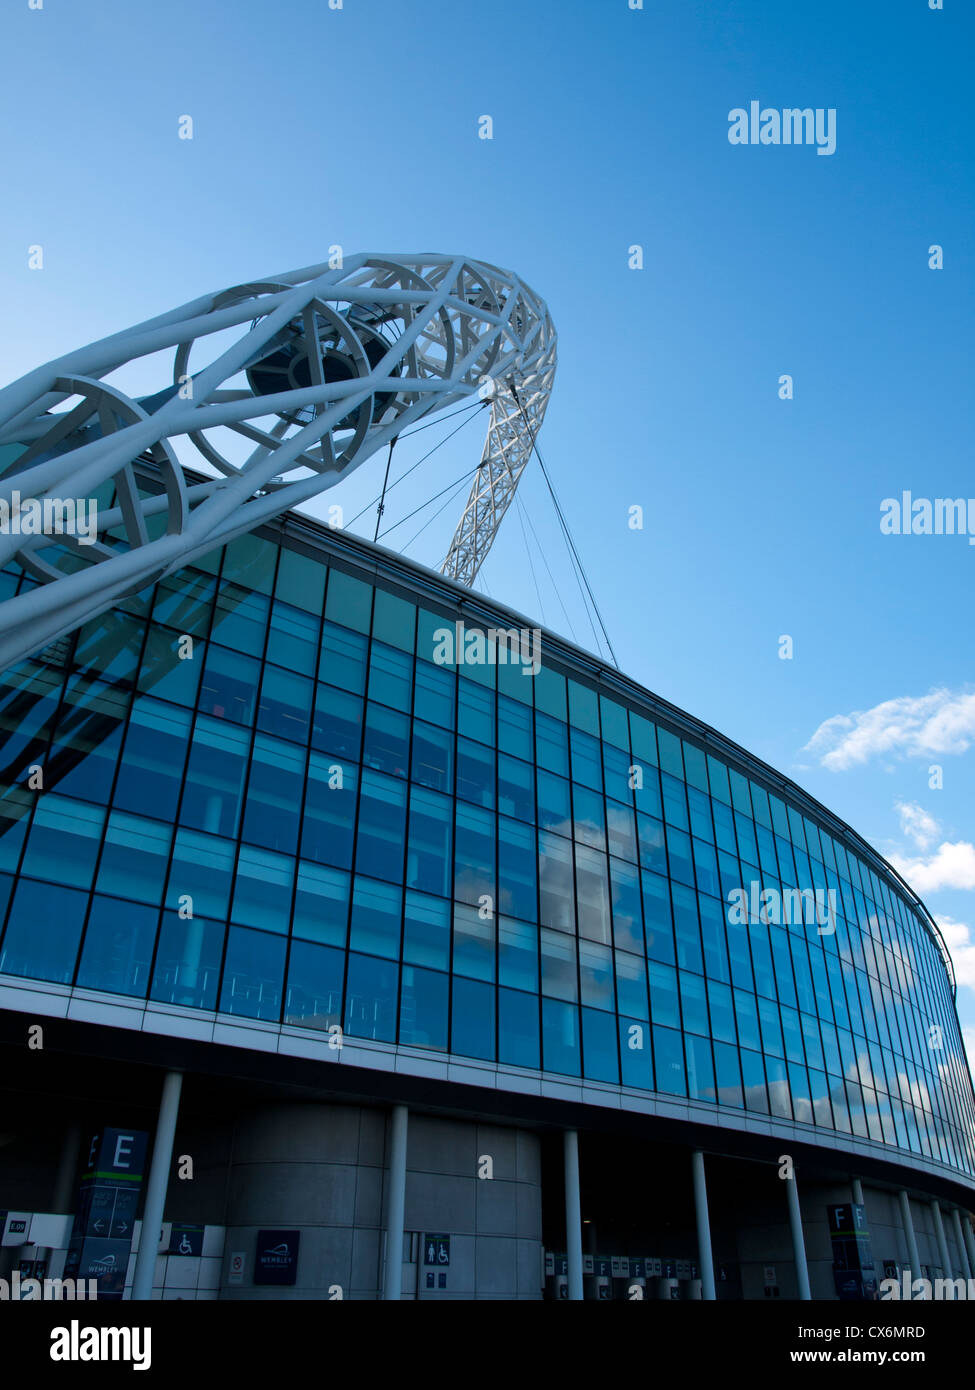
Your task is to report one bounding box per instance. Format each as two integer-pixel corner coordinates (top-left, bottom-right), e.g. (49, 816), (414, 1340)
(2, 0), (974, 1057)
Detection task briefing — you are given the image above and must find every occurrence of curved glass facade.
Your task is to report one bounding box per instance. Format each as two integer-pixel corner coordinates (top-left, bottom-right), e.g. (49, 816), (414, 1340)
(0, 520), (973, 1182)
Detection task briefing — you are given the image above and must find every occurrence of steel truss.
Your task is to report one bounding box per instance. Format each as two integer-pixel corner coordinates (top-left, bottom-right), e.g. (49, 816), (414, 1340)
(0, 253), (555, 669)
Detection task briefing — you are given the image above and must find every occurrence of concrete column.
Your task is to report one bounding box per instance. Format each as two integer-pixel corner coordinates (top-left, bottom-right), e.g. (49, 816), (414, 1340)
(851, 1177), (864, 1206)
(564, 1129), (583, 1301)
(51, 1123), (82, 1214)
(930, 1201), (952, 1277)
(692, 1150), (716, 1301)
(785, 1170), (811, 1300)
(131, 1071), (182, 1300)
(950, 1208), (973, 1280)
(899, 1190), (921, 1285)
(383, 1104), (409, 1300)
(961, 1210), (975, 1279)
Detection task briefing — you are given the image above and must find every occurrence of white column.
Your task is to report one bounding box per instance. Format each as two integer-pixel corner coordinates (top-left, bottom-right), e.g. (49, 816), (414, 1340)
(950, 1208), (973, 1280)
(131, 1071), (182, 1300)
(692, 1150), (716, 1300)
(383, 1104), (409, 1300)
(930, 1201), (952, 1277)
(899, 1190), (921, 1288)
(961, 1210), (975, 1279)
(564, 1130), (584, 1301)
(851, 1177), (864, 1206)
(786, 1170), (811, 1300)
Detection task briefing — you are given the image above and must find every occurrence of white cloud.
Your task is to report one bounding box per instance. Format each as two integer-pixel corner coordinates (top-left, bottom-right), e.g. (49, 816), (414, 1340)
(890, 841), (975, 895)
(895, 800), (940, 851)
(805, 688), (975, 771)
(935, 917), (975, 992)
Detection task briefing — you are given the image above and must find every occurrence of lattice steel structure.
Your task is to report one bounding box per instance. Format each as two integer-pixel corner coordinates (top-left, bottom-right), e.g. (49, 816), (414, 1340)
(0, 253), (556, 670)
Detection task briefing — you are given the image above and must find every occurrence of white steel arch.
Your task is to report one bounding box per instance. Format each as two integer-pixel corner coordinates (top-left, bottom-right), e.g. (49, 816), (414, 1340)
(0, 252), (555, 669)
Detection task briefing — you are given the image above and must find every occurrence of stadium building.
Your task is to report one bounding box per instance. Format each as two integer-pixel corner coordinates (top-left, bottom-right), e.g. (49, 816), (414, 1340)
(0, 256), (972, 1300)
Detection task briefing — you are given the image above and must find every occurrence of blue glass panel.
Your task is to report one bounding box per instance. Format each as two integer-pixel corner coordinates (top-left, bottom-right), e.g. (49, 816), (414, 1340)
(542, 997), (579, 1075)
(620, 1016), (652, 1087)
(345, 952), (398, 1041)
(166, 829), (235, 920)
(671, 882), (703, 973)
(292, 861), (349, 947)
(734, 988), (761, 1050)
(615, 950), (648, 1019)
(451, 976), (495, 1060)
(498, 817), (536, 922)
(311, 685), (363, 760)
(568, 680), (598, 734)
(399, 965), (447, 1049)
(198, 644), (259, 724)
(499, 987), (540, 1067)
(498, 917), (538, 991)
(325, 570), (372, 634)
(606, 800), (637, 863)
(498, 696), (532, 760)
(648, 960), (680, 1027)
(0, 880), (87, 984)
(741, 1049), (769, 1113)
(211, 582), (269, 654)
(707, 979), (736, 1044)
(637, 813), (667, 874)
(349, 877), (402, 958)
(413, 661), (455, 727)
(665, 825), (694, 886)
(642, 871), (675, 965)
(114, 699), (191, 821)
(609, 858), (643, 954)
(73, 612), (145, 685)
(355, 771), (407, 882)
(180, 716), (249, 839)
(714, 1041), (744, 1108)
(692, 837), (720, 897)
(266, 602), (320, 677)
(452, 903), (495, 982)
(535, 712), (569, 777)
(632, 763), (662, 818)
(406, 785), (452, 897)
(712, 800), (737, 855)
(139, 625), (204, 706)
(579, 940), (615, 1010)
(411, 720), (452, 793)
(537, 770), (571, 834)
(301, 753), (357, 868)
(231, 844), (294, 933)
(653, 1024), (686, 1095)
(240, 735), (304, 856)
(403, 891), (450, 970)
(273, 548), (326, 616)
(219, 926), (285, 1021)
(457, 736), (495, 809)
(50, 680), (127, 805)
(363, 702), (410, 777)
(686, 1033), (716, 1100)
(21, 795), (105, 889)
(572, 783), (605, 851)
(569, 727), (603, 790)
(576, 843), (611, 945)
(699, 894), (730, 982)
(373, 589), (416, 653)
(680, 971), (709, 1035)
(96, 812), (172, 905)
(368, 642), (413, 712)
(257, 664), (312, 743)
(76, 896), (157, 997)
(285, 939), (344, 1029)
(454, 802), (494, 905)
(319, 621), (368, 693)
(151, 568), (215, 633)
(457, 679), (494, 744)
(541, 927), (577, 1001)
(498, 754), (534, 822)
(150, 912), (223, 1010)
(583, 1007), (620, 1082)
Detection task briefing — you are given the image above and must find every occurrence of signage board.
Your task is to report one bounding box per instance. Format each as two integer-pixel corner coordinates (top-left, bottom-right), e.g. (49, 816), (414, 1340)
(423, 1233), (450, 1267)
(254, 1229), (300, 1286)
